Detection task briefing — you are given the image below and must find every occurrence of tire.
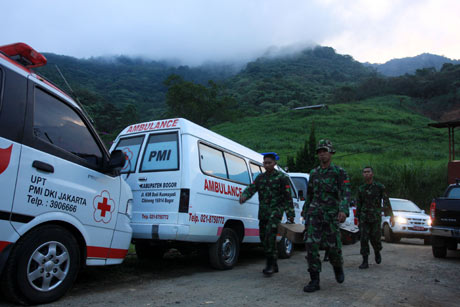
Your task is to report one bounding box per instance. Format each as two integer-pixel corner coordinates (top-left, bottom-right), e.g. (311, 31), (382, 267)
(432, 245), (447, 258)
(384, 224), (394, 243)
(209, 228), (240, 270)
(424, 237), (432, 245)
(277, 237), (293, 259)
(135, 241), (166, 260)
(1, 225), (80, 305)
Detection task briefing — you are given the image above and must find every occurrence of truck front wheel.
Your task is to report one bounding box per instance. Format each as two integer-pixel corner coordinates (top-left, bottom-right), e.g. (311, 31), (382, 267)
(1, 225), (80, 305)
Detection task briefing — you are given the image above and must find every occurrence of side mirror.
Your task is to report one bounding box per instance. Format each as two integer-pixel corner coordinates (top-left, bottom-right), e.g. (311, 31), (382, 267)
(109, 150), (126, 171)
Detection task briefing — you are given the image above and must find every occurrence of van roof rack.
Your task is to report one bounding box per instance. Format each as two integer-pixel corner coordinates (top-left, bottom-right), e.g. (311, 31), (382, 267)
(0, 42), (47, 68)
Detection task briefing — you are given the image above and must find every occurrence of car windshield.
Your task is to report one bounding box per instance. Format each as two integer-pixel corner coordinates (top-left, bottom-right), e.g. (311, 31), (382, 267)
(390, 199), (421, 212)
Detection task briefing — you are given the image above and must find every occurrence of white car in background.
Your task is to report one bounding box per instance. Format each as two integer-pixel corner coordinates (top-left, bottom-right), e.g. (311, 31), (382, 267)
(382, 198), (432, 245)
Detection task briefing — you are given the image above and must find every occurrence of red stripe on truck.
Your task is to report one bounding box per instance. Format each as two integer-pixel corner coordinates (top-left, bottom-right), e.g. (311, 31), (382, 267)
(217, 227), (259, 237)
(0, 241), (11, 253)
(87, 246), (128, 259)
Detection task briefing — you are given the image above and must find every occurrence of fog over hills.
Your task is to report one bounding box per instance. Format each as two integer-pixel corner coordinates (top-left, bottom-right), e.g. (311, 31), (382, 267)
(365, 53), (460, 76)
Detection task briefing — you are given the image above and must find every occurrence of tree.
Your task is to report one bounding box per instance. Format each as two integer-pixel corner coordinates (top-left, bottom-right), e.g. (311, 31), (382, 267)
(164, 74), (239, 126)
(286, 123), (317, 173)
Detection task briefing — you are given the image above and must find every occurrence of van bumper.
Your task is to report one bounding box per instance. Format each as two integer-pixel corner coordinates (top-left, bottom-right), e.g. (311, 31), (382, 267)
(131, 223), (190, 240)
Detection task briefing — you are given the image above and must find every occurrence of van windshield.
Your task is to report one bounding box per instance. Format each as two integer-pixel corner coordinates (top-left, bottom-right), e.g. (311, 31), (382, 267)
(140, 132), (179, 172)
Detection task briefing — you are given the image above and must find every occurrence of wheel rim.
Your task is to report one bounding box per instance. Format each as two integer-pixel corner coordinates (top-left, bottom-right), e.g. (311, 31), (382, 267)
(27, 241), (70, 292)
(283, 238), (293, 254)
(221, 237), (236, 265)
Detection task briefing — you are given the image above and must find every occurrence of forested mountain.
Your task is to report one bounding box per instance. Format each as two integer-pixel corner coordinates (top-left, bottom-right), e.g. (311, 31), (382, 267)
(365, 53), (460, 77)
(32, 46), (460, 136)
(35, 53), (239, 120)
(223, 46), (375, 115)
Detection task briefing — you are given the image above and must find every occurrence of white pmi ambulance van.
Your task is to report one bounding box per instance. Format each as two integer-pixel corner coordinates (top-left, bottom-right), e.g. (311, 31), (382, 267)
(0, 43), (133, 305)
(111, 118), (302, 269)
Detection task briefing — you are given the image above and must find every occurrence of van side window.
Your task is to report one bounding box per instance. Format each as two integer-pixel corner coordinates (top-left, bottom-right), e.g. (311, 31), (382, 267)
(199, 143), (227, 178)
(140, 132), (179, 172)
(33, 88), (103, 167)
(249, 162), (263, 180)
(224, 152), (250, 184)
(114, 136), (144, 173)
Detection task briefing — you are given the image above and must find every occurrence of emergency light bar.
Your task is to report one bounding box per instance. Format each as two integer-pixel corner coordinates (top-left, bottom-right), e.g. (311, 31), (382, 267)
(0, 42), (47, 68)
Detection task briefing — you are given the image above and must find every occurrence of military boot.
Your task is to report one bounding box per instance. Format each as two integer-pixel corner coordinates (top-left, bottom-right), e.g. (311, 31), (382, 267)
(262, 257), (274, 276)
(359, 256), (369, 269)
(273, 259), (279, 273)
(303, 272), (320, 292)
(375, 251), (382, 264)
(333, 266), (345, 283)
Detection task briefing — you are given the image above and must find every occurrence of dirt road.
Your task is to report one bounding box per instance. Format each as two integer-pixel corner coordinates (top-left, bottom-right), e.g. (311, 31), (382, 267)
(1, 239), (459, 306)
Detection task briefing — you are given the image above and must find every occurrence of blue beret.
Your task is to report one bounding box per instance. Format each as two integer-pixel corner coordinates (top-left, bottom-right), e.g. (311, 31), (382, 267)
(261, 152), (279, 161)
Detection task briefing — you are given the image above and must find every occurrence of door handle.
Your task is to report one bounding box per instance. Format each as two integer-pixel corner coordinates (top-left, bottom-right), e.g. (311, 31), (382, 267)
(138, 177), (147, 181)
(32, 160), (54, 173)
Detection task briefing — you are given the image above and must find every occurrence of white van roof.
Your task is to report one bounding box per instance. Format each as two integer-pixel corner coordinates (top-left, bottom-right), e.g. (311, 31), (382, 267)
(119, 118), (265, 163)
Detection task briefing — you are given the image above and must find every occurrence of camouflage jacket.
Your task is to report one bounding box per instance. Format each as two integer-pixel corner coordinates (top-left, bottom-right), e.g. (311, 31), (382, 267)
(357, 181), (393, 223)
(242, 169), (295, 220)
(302, 163), (351, 218)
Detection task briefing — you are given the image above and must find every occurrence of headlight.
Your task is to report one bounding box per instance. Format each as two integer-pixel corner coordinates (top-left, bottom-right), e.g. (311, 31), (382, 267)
(125, 199), (133, 219)
(427, 217), (432, 226)
(395, 216), (407, 224)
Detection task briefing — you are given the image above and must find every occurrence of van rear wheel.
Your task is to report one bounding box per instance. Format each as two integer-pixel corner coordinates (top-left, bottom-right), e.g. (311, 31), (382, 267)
(209, 228), (240, 270)
(1, 225), (80, 305)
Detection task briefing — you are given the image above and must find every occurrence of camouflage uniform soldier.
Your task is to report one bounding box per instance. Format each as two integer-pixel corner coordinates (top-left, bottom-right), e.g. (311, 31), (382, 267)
(302, 140), (351, 292)
(240, 152), (295, 277)
(357, 166), (393, 269)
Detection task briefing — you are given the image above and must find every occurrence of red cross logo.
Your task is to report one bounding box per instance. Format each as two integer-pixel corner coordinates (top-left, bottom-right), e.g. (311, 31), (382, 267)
(0, 144), (13, 175)
(121, 147), (133, 171)
(93, 190), (115, 223)
(97, 197), (111, 217)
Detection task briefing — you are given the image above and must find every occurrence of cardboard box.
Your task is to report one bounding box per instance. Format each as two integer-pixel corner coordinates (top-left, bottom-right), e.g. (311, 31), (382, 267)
(278, 223), (305, 244)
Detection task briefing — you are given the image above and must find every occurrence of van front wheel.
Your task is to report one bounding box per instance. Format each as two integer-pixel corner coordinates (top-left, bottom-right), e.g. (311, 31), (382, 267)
(209, 228), (240, 270)
(1, 225), (80, 305)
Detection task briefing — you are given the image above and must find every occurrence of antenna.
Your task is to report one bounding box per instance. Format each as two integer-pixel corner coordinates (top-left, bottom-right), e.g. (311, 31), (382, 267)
(54, 64), (95, 124)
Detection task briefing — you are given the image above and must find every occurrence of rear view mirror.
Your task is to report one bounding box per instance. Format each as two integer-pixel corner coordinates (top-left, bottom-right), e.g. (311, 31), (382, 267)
(109, 150), (126, 171)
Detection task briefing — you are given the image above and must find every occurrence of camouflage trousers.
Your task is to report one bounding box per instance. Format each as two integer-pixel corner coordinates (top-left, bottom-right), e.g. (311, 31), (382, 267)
(259, 217), (281, 259)
(359, 221), (382, 256)
(304, 213), (343, 272)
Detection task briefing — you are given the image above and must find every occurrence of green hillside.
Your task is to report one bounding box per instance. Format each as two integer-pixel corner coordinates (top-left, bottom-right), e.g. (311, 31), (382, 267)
(224, 46), (374, 115)
(211, 95), (452, 209)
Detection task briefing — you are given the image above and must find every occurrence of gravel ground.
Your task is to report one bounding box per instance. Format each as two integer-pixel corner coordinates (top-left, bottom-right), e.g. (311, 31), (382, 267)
(1, 239), (459, 307)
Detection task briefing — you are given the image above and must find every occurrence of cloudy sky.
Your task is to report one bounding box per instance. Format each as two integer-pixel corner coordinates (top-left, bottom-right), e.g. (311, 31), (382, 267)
(1, 0), (459, 65)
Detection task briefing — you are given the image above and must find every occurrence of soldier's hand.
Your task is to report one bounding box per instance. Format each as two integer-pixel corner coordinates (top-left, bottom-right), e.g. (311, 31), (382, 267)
(337, 211), (346, 223)
(239, 195), (247, 204)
